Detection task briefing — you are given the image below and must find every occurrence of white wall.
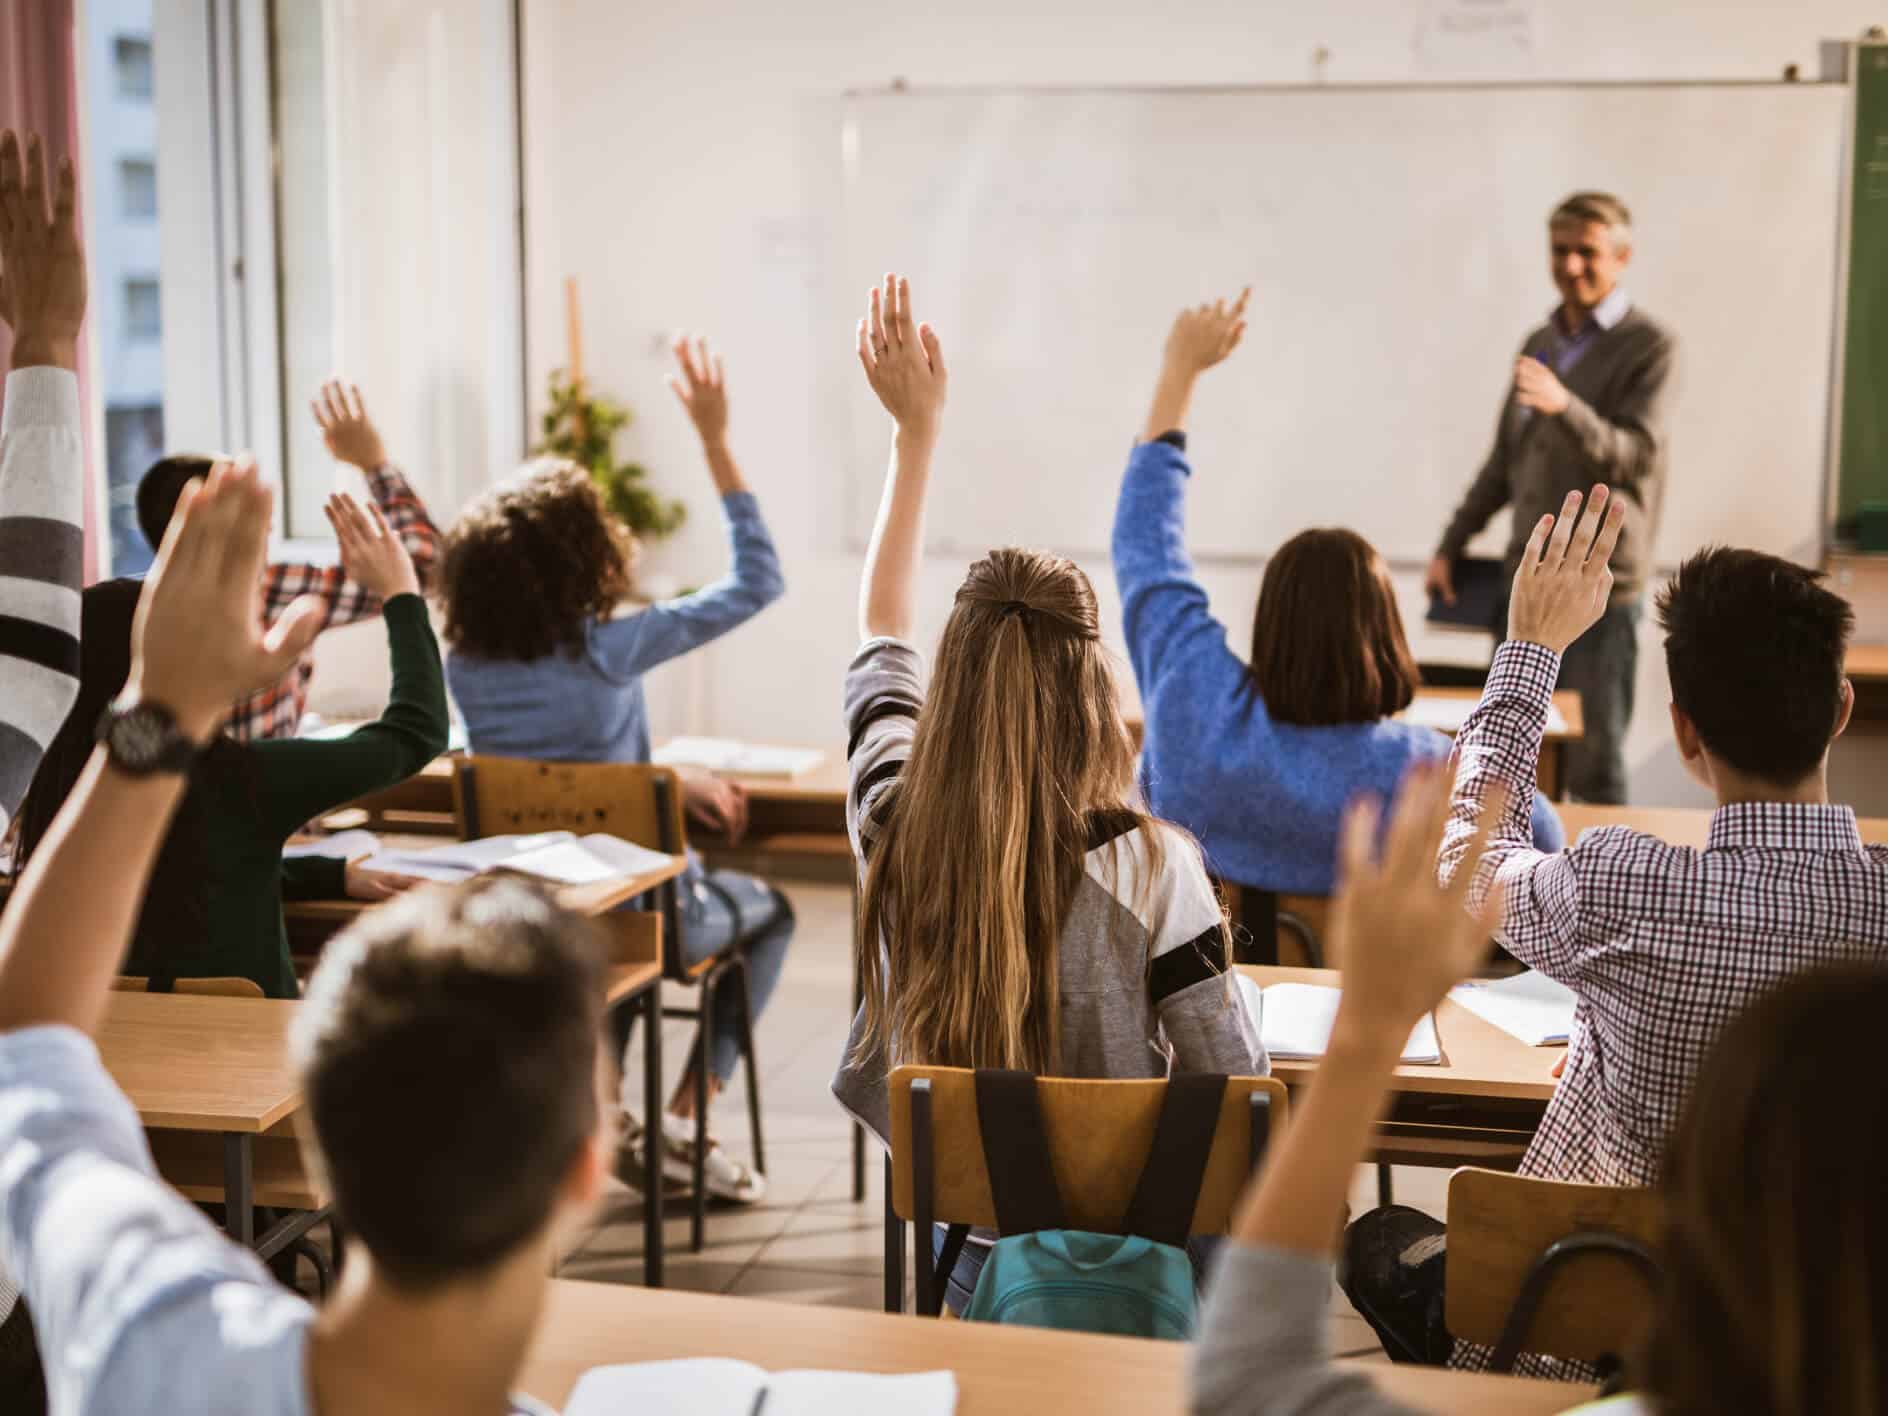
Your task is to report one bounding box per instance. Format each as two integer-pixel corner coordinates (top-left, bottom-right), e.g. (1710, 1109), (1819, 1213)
(507, 0), (1888, 810)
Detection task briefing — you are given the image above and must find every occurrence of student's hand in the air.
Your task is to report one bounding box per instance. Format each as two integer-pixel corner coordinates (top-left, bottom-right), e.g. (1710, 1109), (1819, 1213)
(1160, 287), (1250, 379)
(668, 335), (730, 448)
(326, 491), (421, 601)
(1325, 765), (1506, 1062)
(344, 859), (422, 902)
(1505, 484), (1625, 655)
(129, 460), (325, 744)
(312, 380), (389, 470)
(858, 273), (946, 439)
(683, 771), (749, 845)
(0, 129), (87, 372)
(1513, 356), (1571, 416)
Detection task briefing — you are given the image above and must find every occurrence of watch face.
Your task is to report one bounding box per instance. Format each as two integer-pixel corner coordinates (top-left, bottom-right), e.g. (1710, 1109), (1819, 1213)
(101, 700), (191, 774)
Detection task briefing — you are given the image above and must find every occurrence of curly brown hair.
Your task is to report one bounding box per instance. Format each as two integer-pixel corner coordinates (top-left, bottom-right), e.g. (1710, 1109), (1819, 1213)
(438, 458), (637, 661)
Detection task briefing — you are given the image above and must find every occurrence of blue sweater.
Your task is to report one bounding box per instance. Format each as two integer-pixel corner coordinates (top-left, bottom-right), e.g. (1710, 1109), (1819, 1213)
(447, 490), (785, 765)
(1112, 441), (1563, 895)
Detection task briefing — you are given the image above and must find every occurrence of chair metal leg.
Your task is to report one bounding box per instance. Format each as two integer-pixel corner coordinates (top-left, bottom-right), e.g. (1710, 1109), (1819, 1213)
(882, 1154), (905, 1313)
(850, 877), (866, 1203)
(1377, 1163), (1395, 1208)
(290, 1236), (334, 1299)
(692, 971), (715, 1254)
(224, 1135), (255, 1246)
(732, 955), (765, 1178)
(642, 979), (665, 1287)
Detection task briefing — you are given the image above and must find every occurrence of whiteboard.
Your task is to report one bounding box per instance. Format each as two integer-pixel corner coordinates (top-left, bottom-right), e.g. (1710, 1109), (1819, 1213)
(840, 85), (1847, 566)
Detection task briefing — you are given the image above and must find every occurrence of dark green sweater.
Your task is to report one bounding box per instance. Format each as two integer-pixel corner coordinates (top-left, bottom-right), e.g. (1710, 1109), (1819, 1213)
(125, 594), (449, 997)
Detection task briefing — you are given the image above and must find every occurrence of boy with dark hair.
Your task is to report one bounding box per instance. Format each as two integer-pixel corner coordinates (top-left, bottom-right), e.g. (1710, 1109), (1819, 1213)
(1344, 487), (1888, 1379)
(0, 461), (608, 1414)
(135, 381), (442, 742)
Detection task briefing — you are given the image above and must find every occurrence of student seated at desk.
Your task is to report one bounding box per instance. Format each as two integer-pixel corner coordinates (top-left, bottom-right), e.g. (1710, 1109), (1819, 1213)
(834, 275), (1266, 1313)
(1112, 290), (1562, 900)
(1342, 488), (1888, 1381)
(1189, 769), (1888, 1416)
(440, 335), (787, 1204)
(0, 461), (616, 1415)
(12, 492), (446, 999)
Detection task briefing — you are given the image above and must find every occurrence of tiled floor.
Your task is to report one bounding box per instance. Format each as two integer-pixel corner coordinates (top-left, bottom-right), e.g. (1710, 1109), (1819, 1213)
(561, 879), (1452, 1355)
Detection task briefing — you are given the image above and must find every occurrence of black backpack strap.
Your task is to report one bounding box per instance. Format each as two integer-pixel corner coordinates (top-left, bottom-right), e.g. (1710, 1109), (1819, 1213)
(973, 1069), (1067, 1236)
(1120, 1073), (1228, 1248)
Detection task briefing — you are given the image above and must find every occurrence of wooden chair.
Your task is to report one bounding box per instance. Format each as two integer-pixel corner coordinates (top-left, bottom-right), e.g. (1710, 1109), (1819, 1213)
(1445, 1167), (1663, 1374)
(452, 755), (764, 1256)
(112, 975), (265, 998)
(1222, 883), (1329, 969)
(885, 1066), (1288, 1317)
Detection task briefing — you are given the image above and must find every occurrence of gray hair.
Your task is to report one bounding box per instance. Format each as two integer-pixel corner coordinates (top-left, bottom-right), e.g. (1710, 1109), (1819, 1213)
(1550, 191), (1633, 250)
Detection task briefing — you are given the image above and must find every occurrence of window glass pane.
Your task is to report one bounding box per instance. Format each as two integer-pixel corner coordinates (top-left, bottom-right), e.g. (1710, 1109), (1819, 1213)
(85, 0), (165, 577)
(273, 0), (337, 541)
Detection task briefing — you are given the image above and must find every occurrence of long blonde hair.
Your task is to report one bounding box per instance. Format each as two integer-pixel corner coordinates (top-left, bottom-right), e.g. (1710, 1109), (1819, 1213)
(856, 548), (1205, 1074)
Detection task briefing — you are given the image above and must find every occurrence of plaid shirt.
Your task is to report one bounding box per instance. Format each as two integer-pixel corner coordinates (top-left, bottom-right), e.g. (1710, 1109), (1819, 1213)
(229, 464), (440, 742)
(1440, 640), (1888, 1378)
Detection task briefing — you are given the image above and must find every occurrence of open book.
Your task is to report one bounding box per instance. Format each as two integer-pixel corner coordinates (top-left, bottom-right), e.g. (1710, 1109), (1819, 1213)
(563, 1359), (956, 1416)
(358, 831), (673, 887)
(1450, 969), (1577, 1046)
(1236, 976), (1441, 1064)
(653, 737), (825, 779)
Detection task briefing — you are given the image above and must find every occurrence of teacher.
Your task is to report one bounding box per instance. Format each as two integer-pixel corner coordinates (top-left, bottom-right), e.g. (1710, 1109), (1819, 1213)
(1425, 191), (1677, 804)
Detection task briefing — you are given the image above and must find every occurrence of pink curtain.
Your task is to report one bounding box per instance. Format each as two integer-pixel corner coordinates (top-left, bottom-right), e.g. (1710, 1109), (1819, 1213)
(0, 0), (99, 582)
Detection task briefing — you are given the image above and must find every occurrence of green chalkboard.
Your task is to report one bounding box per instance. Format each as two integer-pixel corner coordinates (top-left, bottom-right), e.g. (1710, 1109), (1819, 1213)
(1836, 41), (1888, 541)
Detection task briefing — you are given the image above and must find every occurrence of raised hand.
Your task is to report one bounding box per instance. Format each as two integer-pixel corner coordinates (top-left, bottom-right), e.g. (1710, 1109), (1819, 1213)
(1326, 765), (1507, 1056)
(130, 461), (325, 743)
(1506, 484), (1626, 654)
(668, 334), (730, 447)
(325, 490), (420, 601)
(857, 273), (946, 437)
(1161, 287), (1250, 378)
(312, 379), (388, 470)
(0, 129), (87, 372)
(1514, 355), (1571, 416)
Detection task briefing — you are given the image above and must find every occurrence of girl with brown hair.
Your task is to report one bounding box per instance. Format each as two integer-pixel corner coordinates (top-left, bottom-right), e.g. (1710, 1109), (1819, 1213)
(832, 275), (1265, 1313)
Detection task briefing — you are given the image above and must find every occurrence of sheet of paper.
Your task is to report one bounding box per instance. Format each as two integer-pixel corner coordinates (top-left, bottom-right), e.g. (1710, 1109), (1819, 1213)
(358, 831), (577, 881)
(1402, 695), (1568, 735)
(655, 737), (825, 778)
(1451, 969), (1576, 1046)
(1237, 976), (1440, 1064)
(563, 1360), (956, 1416)
(282, 829), (381, 862)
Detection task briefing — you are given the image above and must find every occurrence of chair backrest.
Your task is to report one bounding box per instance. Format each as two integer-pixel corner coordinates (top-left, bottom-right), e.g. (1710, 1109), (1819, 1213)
(888, 1065), (1287, 1235)
(451, 756), (687, 854)
(112, 975), (265, 999)
(1445, 1166), (1663, 1368)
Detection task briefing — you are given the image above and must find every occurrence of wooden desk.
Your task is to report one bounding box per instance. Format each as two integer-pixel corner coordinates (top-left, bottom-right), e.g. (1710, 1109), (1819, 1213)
(1238, 965), (1557, 1170)
(1843, 643), (1888, 734)
(98, 992), (311, 1251)
(1560, 802), (1888, 848)
(517, 1281), (1584, 1415)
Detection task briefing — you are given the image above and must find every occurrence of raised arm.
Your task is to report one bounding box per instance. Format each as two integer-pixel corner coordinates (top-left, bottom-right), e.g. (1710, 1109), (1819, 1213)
(0, 462), (321, 1036)
(0, 130), (85, 825)
(856, 274), (946, 643)
(591, 335), (785, 675)
(1191, 768), (1503, 1416)
(250, 492), (448, 837)
(1113, 291), (1248, 693)
(1440, 485), (1623, 981)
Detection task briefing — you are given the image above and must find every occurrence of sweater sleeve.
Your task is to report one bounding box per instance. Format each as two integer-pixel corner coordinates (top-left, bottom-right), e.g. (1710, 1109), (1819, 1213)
(0, 369), (83, 827)
(1136, 828), (1267, 1077)
(1112, 440), (1246, 703)
(591, 491), (785, 678)
(1550, 331), (1675, 493)
(1191, 1244), (1427, 1416)
(247, 594), (450, 838)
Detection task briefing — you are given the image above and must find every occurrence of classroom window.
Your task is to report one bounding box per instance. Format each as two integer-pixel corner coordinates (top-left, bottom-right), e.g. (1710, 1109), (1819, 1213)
(122, 279), (161, 340)
(113, 36), (154, 99)
(118, 158), (157, 220)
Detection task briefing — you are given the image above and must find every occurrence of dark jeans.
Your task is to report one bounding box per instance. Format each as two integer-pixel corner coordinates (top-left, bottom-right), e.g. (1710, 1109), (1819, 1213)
(1495, 594), (1641, 805)
(930, 1227), (1221, 1317)
(1338, 1206), (1454, 1366)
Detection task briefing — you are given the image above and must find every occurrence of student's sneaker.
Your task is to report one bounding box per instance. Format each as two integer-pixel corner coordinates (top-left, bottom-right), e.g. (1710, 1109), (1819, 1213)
(610, 1111), (687, 1195)
(658, 1112), (767, 1204)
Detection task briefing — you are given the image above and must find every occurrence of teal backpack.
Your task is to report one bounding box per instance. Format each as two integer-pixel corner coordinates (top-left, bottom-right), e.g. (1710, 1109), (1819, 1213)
(935, 1070), (1244, 1339)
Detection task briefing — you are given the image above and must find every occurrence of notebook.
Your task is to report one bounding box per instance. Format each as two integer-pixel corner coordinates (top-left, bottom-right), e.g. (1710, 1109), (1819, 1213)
(653, 737), (825, 779)
(562, 1360), (957, 1416)
(281, 829), (382, 862)
(1450, 970), (1577, 1046)
(1424, 555), (1505, 633)
(1235, 975), (1441, 1064)
(358, 831), (673, 886)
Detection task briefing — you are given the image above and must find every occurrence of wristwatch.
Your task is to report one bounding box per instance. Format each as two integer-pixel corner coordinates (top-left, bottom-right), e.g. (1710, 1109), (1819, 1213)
(95, 696), (205, 777)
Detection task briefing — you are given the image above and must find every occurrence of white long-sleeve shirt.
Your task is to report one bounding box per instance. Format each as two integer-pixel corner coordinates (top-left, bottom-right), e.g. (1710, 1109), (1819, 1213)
(0, 365), (83, 831)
